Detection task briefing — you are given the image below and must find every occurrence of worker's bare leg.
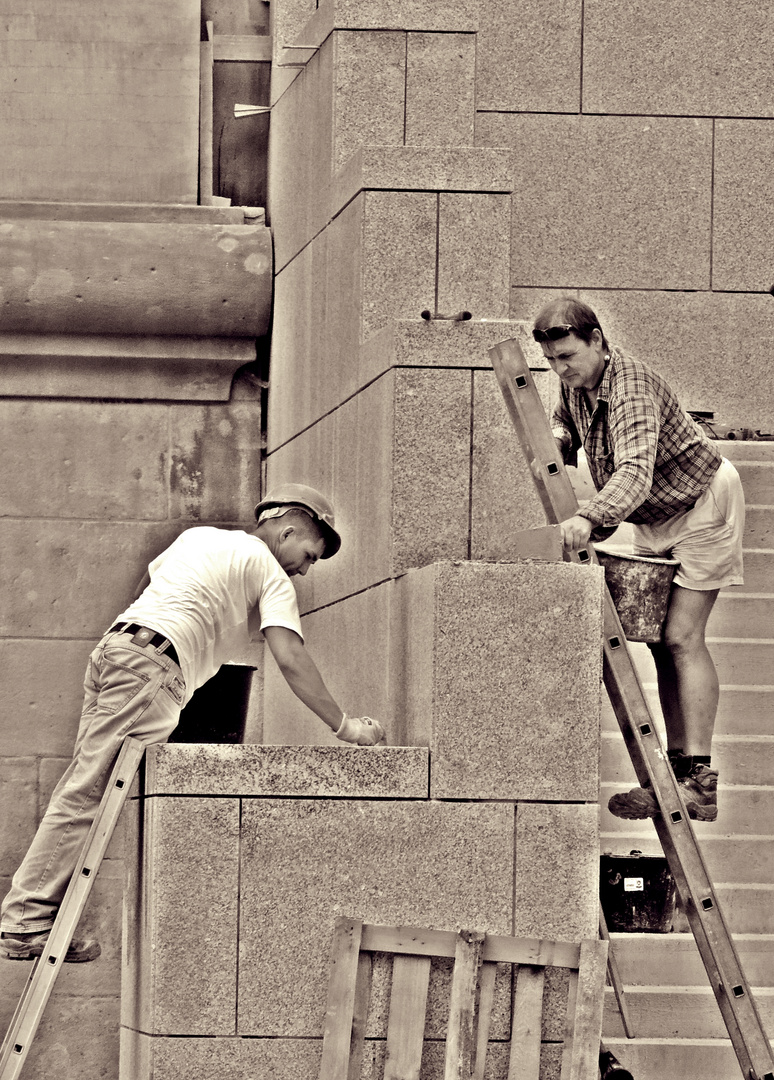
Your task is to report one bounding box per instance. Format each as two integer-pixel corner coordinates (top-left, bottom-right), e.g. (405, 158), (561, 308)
(649, 585), (720, 756)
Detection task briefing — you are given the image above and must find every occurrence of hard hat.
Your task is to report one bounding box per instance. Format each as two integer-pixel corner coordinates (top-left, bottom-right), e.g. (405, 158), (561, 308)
(254, 483), (341, 559)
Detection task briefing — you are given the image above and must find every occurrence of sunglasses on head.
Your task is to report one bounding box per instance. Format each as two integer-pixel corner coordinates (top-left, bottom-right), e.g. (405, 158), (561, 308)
(532, 324), (574, 343)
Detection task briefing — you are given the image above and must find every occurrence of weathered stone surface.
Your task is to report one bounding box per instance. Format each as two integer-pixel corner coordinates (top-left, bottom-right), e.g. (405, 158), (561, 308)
(437, 194), (510, 320)
(144, 744), (429, 798)
(405, 33), (475, 147)
(0, 400), (167, 518)
(120, 1034), (323, 1080)
(713, 120), (774, 292)
(478, 113), (712, 291)
(511, 286), (774, 430)
(237, 799), (513, 1034)
(123, 797), (240, 1035)
(514, 802), (600, 940)
(422, 561), (603, 801)
(582, 0), (774, 117)
(332, 31), (406, 170)
(0, 758), (37, 877)
(0, 520), (183, 638)
(476, 0), (581, 112)
(0, 640), (92, 755)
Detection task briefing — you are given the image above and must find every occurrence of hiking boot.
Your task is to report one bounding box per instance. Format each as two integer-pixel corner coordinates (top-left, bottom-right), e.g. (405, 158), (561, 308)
(1, 930), (101, 963)
(678, 763), (718, 822)
(607, 783), (660, 820)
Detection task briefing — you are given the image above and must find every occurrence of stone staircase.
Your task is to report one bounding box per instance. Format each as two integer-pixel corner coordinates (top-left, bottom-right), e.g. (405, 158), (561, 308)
(599, 440), (774, 1080)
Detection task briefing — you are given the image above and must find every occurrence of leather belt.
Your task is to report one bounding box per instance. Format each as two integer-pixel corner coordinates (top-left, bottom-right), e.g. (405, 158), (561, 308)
(109, 623), (180, 668)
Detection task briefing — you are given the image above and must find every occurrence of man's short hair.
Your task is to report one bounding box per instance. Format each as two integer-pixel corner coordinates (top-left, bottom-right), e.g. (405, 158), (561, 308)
(533, 297), (609, 350)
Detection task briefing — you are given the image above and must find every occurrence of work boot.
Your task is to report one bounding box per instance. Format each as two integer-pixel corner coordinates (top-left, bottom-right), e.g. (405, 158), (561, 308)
(599, 1047), (634, 1080)
(607, 782), (659, 820)
(1, 930), (101, 963)
(678, 763), (719, 822)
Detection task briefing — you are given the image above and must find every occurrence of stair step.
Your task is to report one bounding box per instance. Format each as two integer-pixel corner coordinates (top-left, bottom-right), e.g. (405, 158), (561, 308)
(601, 1037), (756, 1080)
(744, 506), (774, 548)
(621, 638), (774, 689)
(707, 592), (774, 638)
(602, 684), (774, 737)
(602, 984), (774, 1039)
(605, 933), (774, 986)
(738, 548), (774, 592)
(602, 731), (774, 785)
(602, 783), (774, 841)
(732, 459), (774, 503)
(600, 832), (774, 885)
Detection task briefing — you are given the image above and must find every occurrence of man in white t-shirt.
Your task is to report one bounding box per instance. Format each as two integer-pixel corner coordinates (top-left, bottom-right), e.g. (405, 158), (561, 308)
(1, 484), (385, 963)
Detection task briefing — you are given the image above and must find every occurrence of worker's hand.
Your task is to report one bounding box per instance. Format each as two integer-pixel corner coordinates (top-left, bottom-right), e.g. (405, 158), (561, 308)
(335, 714), (386, 746)
(559, 514), (593, 553)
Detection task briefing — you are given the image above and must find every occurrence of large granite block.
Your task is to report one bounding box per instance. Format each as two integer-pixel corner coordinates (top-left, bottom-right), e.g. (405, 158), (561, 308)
(0, 400), (167, 519)
(332, 31), (406, 170)
(582, 0), (774, 117)
(415, 561), (603, 801)
(514, 803), (600, 941)
(122, 796), (240, 1035)
(713, 120), (774, 292)
(405, 32), (475, 147)
(478, 113), (712, 291)
(144, 744), (429, 798)
(0, 520), (183, 638)
(510, 287), (774, 430)
(121, 1035), (322, 1080)
(0, 639), (90, 754)
(266, 367), (471, 607)
(0, 757), (36, 877)
(169, 401), (262, 522)
(237, 799), (513, 1034)
(476, 0), (581, 112)
(437, 194), (510, 319)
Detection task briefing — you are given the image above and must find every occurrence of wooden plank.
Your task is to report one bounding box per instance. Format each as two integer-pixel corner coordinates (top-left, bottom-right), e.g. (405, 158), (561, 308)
(347, 953), (372, 1080)
(563, 940), (608, 1080)
(508, 965), (545, 1080)
(359, 924), (580, 970)
(384, 955), (432, 1080)
(198, 21), (214, 206)
(444, 930), (485, 1080)
(559, 969), (580, 1080)
(212, 34), (272, 61)
(318, 918), (364, 1080)
(472, 961), (497, 1080)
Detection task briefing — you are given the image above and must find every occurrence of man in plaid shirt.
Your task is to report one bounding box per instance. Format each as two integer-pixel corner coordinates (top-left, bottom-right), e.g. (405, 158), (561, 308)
(533, 298), (745, 822)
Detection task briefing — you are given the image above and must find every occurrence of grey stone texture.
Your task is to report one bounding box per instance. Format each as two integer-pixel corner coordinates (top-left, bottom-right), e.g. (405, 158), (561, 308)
(582, 0), (774, 117)
(405, 33), (475, 146)
(713, 121), (774, 292)
(477, 113), (712, 291)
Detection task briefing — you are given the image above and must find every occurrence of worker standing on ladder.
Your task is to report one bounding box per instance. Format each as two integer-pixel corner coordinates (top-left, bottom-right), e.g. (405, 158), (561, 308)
(1, 484), (385, 963)
(531, 298), (745, 823)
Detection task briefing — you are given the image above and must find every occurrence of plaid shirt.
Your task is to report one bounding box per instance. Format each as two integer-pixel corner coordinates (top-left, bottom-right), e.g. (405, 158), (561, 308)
(552, 347), (722, 527)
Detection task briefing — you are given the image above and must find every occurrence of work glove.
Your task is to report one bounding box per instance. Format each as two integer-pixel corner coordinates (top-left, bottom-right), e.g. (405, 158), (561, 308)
(335, 714), (386, 746)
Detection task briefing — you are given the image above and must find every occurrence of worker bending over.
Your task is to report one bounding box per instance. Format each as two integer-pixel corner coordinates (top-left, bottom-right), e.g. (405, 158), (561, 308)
(1, 484), (385, 963)
(533, 298), (744, 823)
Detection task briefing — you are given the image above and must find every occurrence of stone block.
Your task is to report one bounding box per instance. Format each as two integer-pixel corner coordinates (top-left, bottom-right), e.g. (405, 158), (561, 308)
(122, 796), (240, 1035)
(513, 802), (600, 941)
(0, 521), (183, 639)
(511, 287), (774, 430)
(713, 120), (774, 292)
(437, 194), (510, 320)
(471, 369), (553, 559)
(417, 561), (603, 801)
(332, 31), (406, 170)
(477, 113), (712, 291)
(120, 1035), (322, 1080)
(266, 368), (471, 607)
(476, 0), (581, 112)
(0, 640), (91, 756)
(0, 757), (37, 877)
(144, 744), (429, 798)
(582, 0), (774, 117)
(405, 32), (475, 147)
(169, 401), (263, 522)
(237, 799), (513, 1034)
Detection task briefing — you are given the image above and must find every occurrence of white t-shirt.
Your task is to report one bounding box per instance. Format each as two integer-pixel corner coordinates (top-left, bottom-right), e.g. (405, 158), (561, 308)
(114, 527), (302, 704)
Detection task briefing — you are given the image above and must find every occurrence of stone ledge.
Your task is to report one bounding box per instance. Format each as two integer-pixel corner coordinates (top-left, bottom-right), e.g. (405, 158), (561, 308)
(143, 744), (430, 798)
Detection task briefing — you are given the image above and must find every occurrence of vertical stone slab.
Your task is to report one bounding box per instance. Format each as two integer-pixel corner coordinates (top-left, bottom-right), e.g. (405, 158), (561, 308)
(420, 561), (603, 800)
(437, 193), (511, 319)
(713, 120), (774, 292)
(405, 32), (475, 146)
(332, 30), (406, 170)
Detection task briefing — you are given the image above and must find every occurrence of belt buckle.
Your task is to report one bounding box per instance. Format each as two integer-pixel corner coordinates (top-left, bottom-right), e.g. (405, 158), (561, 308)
(130, 627), (155, 647)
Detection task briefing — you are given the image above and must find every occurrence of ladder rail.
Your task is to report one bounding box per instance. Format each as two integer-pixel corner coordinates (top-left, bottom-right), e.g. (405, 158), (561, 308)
(0, 736), (146, 1080)
(489, 337), (774, 1080)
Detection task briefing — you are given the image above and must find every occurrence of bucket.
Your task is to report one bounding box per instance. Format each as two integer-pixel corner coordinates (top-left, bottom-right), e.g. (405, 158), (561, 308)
(600, 851), (678, 933)
(594, 548), (679, 643)
(169, 663), (256, 745)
